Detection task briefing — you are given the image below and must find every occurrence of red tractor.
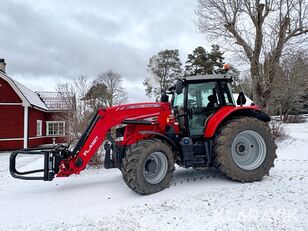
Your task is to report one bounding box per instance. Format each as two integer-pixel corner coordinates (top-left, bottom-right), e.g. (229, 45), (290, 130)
(10, 73), (277, 195)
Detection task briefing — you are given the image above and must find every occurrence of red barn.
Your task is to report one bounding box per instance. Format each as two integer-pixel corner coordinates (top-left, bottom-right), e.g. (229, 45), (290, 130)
(0, 59), (72, 151)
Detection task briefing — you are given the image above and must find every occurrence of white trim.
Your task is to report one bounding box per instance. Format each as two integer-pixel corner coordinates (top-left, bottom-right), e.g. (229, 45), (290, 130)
(29, 135), (65, 140)
(0, 72), (48, 110)
(36, 120), (42, 137)
(23, 106), (28, 149)
(32, 105), (48, 112)
(0, 72), (30, 107)
(0, 103), (23, 106)
(46, 121), (65, 136)
(0, 136), (65, 141)
(0, 138), (24, 141)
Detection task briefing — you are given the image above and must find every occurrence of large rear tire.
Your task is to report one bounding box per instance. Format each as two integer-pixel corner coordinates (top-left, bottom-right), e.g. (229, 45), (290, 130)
(214, 117), (277, 182)
(121, 138), (175, 195)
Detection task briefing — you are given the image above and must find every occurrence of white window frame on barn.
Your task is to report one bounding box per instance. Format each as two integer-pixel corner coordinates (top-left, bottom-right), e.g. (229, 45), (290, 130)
(46, 121), (65, 136)
(36, 120), (42, 137)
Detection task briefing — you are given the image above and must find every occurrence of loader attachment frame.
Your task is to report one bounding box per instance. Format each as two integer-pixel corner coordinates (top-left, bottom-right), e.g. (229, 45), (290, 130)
(9, 146), (63, 181)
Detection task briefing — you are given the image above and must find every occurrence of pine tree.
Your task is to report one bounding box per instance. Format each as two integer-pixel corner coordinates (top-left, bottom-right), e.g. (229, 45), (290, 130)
(144, 49), (182, 100)
(185, 45), (224, 76)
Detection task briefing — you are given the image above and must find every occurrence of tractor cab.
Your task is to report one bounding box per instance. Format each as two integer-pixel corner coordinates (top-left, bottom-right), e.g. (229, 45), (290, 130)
(169, 74), (235, 138)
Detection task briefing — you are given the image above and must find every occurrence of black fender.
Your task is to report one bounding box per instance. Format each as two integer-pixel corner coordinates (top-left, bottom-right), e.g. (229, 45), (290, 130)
(138, 131), (180, 153)
(230, 109), (271, 122)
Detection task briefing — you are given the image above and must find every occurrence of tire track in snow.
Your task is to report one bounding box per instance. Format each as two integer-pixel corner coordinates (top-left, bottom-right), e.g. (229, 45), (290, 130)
(275, 159), (308, 163)
(170, 159), (308, 187)
(170, 173), (308, 188)
(171, 173), (225, 187)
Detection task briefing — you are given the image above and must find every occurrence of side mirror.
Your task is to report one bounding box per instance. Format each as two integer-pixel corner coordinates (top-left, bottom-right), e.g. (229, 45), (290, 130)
(175, 80), (183, 95)
(160, 92), (169, 102)
(236, 91), (247, 106)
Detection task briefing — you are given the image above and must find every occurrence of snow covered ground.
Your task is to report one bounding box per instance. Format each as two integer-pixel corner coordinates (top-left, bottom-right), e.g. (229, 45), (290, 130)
(0, 122), (308, 231)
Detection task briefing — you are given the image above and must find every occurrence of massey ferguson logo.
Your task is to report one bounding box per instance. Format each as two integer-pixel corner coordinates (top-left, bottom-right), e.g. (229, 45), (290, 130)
(83, 136), (99, 157)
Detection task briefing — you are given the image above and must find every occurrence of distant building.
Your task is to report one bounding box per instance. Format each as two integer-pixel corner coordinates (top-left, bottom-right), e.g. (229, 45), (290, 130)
(0, 59), (74, 151)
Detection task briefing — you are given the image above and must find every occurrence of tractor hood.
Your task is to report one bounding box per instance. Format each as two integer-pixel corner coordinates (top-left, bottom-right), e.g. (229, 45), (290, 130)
(109, 102), (169, 111)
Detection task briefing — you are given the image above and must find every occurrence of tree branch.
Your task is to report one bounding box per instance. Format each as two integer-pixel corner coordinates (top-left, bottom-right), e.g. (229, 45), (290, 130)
(225, 22), (254, 61)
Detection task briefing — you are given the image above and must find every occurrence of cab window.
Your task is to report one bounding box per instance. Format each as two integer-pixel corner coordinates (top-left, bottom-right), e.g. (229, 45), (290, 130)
(220, 81), (235, 105)
(187, 82), (219, 110)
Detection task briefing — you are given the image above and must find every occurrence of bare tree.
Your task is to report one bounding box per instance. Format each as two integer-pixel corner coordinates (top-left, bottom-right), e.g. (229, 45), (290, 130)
(56, 76), (109, 166)
(271, 53), (308, 121)
(232, 71), (254, 99)
(55, 75), (90, 142)
(196, 0), (308, 111)
(95, 70), (128, 107)
(73, 75), (91, 118)
(72, 75), (92, 133)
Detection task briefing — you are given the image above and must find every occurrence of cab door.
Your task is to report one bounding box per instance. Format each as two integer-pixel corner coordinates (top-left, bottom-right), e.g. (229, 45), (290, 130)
(186, 81), (220, 136)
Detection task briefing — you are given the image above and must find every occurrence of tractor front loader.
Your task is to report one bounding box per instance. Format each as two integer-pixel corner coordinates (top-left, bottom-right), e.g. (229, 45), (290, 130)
(10, 73), (277, 195)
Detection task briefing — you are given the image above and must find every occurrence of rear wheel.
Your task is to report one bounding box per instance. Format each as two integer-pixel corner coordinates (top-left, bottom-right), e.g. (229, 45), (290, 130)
(214, 117), (277, 182)
(122, 138), (175, 195)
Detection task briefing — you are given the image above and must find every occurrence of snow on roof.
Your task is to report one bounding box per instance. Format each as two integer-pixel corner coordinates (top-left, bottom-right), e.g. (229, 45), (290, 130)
(13, 80), (48, 110)
(0, 72), (73, 111)
(37, 91), (75, 111)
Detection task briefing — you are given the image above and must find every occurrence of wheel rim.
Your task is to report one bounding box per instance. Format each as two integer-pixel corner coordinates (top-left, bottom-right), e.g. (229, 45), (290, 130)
(143, 152), (168, 184)
(231, 130), (266, 170)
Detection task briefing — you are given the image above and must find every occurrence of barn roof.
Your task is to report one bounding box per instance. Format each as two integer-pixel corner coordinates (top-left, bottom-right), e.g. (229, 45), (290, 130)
(36, 91), (75, 111)
(13, 80), (49, 110)
(0, 72), (73, 111)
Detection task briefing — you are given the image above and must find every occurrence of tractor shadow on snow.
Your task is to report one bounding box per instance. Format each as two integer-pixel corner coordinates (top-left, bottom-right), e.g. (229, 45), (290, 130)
(171, 166), (231, 187)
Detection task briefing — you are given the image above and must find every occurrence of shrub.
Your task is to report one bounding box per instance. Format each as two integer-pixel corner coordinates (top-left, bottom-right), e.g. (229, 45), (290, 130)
(269, 120), (288, 141)
(284, 115), (306, 123)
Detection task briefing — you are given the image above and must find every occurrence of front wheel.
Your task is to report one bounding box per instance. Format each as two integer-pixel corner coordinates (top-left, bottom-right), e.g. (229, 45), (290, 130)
(121, 138), (175, 195)
(214, 117), (277, 182)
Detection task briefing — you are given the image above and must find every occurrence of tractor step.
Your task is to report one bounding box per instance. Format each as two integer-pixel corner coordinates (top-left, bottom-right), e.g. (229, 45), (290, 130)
(9, 146), (63, 181)
(193, 154), (207, 167)
(181, 138), (210, 168)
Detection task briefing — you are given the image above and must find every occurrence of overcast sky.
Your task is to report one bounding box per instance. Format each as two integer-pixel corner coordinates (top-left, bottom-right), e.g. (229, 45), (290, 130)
(0, 0), (210, 102)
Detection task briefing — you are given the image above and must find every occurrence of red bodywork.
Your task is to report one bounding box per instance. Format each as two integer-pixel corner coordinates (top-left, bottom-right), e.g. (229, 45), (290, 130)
(57, 102), (262, 177)
(57, 102), (175, 176)
(204, 105), (260, 138)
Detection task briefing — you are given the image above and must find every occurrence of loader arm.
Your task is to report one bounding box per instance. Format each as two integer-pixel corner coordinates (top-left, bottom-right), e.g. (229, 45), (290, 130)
(9, 102), (171, 180)
(58, 103), (169, 176)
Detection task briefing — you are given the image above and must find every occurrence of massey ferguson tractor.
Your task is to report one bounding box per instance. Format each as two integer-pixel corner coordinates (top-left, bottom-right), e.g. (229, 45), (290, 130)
(10, 72), (277, 195)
